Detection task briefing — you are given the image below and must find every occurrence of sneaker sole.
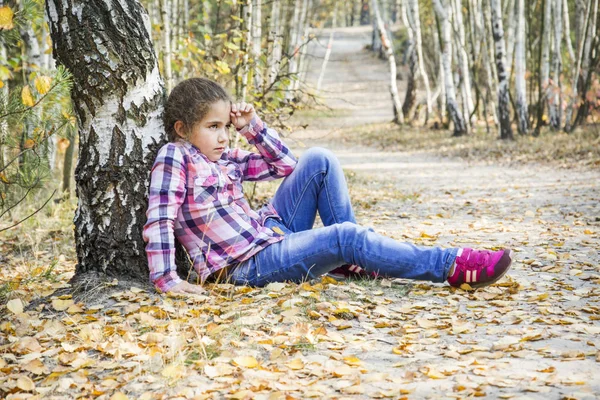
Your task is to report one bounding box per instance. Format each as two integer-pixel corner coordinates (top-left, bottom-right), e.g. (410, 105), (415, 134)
(471, 249), (513, 289)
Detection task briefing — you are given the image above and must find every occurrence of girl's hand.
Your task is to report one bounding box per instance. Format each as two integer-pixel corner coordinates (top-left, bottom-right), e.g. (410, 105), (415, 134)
(230, 102), (255, 130)
(167, 280), (207, 296)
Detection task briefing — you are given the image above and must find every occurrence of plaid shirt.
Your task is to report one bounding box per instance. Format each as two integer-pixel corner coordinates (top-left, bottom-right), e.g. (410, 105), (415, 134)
(143, 116), (297, 292)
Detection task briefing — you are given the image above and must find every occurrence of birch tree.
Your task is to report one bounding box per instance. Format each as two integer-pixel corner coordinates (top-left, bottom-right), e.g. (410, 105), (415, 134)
(46, 0), (166, 284)
(514, 0), (529, 134)
(489, 0), (514, 139)
(251, 0), (262, 91)
(433, 0), (467, 135)
(550, 0), (563, 128)
(160, 0), (173, 92)
(406, 0), (432, 119)
(373, 0), (404, 124)
(267, 0), (282, 87)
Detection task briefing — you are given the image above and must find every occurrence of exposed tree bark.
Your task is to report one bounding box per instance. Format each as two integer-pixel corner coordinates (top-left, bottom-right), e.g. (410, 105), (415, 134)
(407, 0), (432, 120)
(252, 0), (263, 91)
(550, 0), (563, 128)
(514, 0), (529, 135)
(373, 0), (404, 124)
(317, 4), (337, 91)
(433, 0), (467, 135)
(62, 128), (75, 197)
(490, 0), (514, 139)
(46, 0), (167, 284)
(563, 0), (576, 64)
(451, 0), (475, 120)
(401, 1), (417, 118)
(294, 0), (313, 92)
(240, 0), (252, 101)
(160, 0), (173, 92)
(267, 0), (282, 86)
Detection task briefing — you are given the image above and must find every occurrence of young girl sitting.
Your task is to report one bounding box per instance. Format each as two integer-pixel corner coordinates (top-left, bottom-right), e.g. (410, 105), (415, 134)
(143, 78), (512, 295)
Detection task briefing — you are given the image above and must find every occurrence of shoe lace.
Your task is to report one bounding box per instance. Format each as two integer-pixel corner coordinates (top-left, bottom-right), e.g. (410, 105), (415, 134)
(459, 250), (491, 271)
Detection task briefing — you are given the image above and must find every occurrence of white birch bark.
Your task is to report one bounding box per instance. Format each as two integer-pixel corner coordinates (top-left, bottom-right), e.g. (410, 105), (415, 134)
(160, 0), (173, 93)
(504, 0), (515, 76)
(267, 0), (282, 86)
(317, 4), (337, 91)
(401, 1), (417, 118)
(433, 18), (447, 120)
(252, 0), (263, 91)
(452, 0), (474, 120)
(373, 0), (404, 124)
(46, 0), (167, 281)
(514, 0), (529, 134)
(240, 0), (252, 101)
(481, 0), (498, 125)
(490, 0), (514, 139)
(550, 0), (563, 128)
(540, 0), (552, 123)
(294, 0), (313, 92)
(433, 0), (467, 135)
(286, 0), (304, 98)
(563, 0), (575, 63)
(407, 0), (432, 118)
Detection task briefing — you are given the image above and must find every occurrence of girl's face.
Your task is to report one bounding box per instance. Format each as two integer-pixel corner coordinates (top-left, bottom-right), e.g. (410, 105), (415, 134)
(177, 100), (232, 161)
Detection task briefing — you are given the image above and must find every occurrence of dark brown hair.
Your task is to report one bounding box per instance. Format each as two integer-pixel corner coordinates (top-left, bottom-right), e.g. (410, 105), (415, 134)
(163, 78), (231, 141)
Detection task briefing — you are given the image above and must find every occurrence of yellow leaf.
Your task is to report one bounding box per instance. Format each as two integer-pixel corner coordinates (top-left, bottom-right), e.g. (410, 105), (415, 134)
(16, 375), (35, 391)
(392, 347), (404, 355)
(272, 226), (285, 235)
(109, 393), (129, 400)
(416, 318), (436, 329)
(52, 298), (74, 311)
(34, 75), (52, 94)
(7, 298), (24, 314)
(343, 355), (362, 366)
(287, 358), (304, 370)
(161, 364), (184, 378)
(0, 172), (8, 183)
(204, 33), (211, 41)
(584, 229), (594, 235)
(0, 6), (14, 30)
(21, 85), (35, 107)
(0, 80), (3, 89)
(233, 356), (258, 368)
(23, 359), (48, 375)
(230, 390), (253, 399)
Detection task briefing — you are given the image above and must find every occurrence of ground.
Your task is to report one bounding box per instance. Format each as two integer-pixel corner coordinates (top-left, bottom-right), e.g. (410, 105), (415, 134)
(1, 27), (600, 399)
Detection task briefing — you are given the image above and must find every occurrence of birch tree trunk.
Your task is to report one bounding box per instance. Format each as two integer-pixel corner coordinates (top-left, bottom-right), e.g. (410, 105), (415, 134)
(433, 0), (467, 135)
(267, 0), (282, 86)
(373, 0), (404, 124)
(240, 0), (252, 101)
(160, 0), (173, 93)
(490, 0), (514, 139)
(563, 0), (575, 64)
(451, 0), (474, 120)
(407, 0), (432, 119)
(550, 0), (563, 128)
(401, 1), (417, 118)
(46, 0), (167, 284)
(286, 0), (305, 98)
(514, 0), (529, 134)
(294, 0), (312, 92)
(252, 0), (262, 91)
(538, 0), (552, 130)
(504, 0), (515, 76)
(317, 4), (337, 91)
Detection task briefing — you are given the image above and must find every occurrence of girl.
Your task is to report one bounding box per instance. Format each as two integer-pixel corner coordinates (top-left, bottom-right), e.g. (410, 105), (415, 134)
(143, 78), (512, 295)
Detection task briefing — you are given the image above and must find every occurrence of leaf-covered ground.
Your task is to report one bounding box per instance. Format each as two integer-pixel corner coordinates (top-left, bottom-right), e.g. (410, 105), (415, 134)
(2, 26), (600, 399)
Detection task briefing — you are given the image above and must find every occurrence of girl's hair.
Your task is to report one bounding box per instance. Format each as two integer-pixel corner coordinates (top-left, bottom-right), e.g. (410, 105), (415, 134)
(164, 78), (231, 141)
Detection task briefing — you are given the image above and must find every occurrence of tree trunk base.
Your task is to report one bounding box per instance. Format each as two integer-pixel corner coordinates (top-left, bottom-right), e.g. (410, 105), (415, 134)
(27, 271), (154, 312)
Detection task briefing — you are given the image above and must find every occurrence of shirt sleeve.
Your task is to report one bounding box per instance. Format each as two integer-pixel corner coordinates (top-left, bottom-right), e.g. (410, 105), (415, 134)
(229, 115), (298, 182)
(142, 143), (186, 292)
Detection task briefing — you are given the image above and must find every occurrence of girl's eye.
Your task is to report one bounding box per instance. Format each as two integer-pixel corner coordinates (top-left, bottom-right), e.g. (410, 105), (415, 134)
(210, 124), (218, 129)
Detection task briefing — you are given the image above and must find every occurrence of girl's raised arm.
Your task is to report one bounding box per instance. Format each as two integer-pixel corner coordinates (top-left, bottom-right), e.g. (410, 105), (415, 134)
(229, 115), (297, 181)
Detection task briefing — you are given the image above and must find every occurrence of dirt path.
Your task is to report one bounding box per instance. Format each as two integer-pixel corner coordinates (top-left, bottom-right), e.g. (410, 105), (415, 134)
(295, 27), (600, 399)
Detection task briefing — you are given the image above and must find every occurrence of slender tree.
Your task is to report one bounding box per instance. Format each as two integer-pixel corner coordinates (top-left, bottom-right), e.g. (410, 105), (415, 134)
(373, 0), (404, 124)
(514, 0), (529, 134)
(489, 0), (514, 139)
(433, 0), (467, 135)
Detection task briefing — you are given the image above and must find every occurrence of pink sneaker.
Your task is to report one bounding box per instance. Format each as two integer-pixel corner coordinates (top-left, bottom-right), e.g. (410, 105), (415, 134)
(447, 248), (512, 288)
(327, 264), (379, 280)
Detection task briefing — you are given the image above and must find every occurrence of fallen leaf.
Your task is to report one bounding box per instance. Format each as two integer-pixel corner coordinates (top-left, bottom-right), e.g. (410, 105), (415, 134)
(17, 375), (35, 391)
(7, 298), (24, 314)
(233, 356), (258, 368)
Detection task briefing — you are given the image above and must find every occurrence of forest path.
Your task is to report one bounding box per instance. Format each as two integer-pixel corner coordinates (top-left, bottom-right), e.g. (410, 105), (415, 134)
(290, 26), (600, 398)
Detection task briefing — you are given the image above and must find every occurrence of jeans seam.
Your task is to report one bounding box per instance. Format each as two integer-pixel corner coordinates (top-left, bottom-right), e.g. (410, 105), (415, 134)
(322, 172), (341, 224)
(286, 170), (326, 229)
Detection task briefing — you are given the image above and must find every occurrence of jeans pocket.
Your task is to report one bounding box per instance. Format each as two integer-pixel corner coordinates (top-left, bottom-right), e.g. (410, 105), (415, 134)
(230, 257), (258, 286)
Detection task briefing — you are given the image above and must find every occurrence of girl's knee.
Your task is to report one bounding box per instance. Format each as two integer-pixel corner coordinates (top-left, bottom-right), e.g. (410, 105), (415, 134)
(300, 147), (337, 168)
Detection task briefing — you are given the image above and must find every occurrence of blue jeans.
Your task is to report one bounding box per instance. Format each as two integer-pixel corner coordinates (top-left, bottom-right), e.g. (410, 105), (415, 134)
(230, 147), (458, 286)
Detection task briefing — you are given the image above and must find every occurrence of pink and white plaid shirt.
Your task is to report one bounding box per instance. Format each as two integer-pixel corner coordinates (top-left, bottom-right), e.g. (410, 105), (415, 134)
(143, 116), (297, 292)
